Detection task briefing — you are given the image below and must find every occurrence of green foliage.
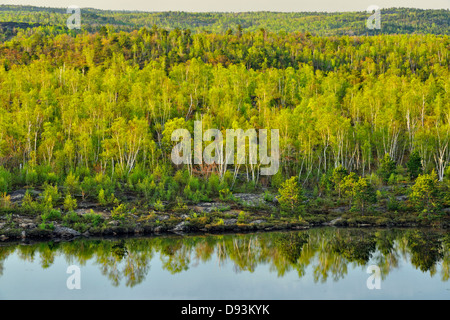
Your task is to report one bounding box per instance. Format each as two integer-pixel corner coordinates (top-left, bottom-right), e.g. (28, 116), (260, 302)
(41, 209), (62, 222)
(0, 8), (449, 214)
(331, 166), (348, 198)
(353, 177), (377, 214)
(407, 151), (423, 180)
(340, 172), (358, 206)
(111, 203), (128, 221)
(39, 221), (55, 231)
(0, 166), (12, 193)
(41, 184), (61, 209)
(409, 171), (441, 214)
(219, 188), (233, 202)
(207, 173), (221, 197)
(237, 211), (246, 223)
(63, 211), (80, 224)
(98, 188), (107, 206)
(263, 190), (275, 202)
(377, 154), (397, 184)
(64, 172), (80, 195)
(277, 176), (304, 215)
(83, 211), (104, 227)
(63, 193), (77, 211)
(22, 191), (38, 212)
(153, 199), (165, 211)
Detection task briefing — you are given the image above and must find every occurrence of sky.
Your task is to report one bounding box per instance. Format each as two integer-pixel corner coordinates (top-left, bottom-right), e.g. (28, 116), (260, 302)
(1, 0), (449, 12)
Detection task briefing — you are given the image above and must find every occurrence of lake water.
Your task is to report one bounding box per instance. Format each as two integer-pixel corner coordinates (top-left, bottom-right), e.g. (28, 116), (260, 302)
(0, 227), (449, 300)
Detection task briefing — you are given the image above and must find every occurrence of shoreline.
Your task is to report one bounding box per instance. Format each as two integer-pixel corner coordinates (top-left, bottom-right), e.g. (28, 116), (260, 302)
(1, 203), (449, 243)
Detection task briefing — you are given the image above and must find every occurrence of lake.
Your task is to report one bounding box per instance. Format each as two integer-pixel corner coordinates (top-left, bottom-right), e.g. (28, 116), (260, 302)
(0, 227), (449, 300)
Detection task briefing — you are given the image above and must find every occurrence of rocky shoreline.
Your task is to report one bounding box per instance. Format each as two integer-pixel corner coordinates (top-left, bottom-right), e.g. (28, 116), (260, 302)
(1, 189), (449, 242)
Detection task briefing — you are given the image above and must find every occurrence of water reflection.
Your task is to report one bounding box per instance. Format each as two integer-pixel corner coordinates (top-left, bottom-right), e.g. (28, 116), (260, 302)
(0, 228), (449, 288)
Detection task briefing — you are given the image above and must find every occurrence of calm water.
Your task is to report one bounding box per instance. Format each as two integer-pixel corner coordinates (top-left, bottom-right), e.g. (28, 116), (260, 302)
(0, 227), (449, 300)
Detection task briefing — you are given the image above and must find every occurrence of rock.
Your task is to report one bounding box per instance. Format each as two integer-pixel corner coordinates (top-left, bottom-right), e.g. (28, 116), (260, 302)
(324, 217), (343, 226)
(171, 221), (188, 232)
(21, 231), (26, 238)
(223, 219), (237, 226)
(192, 202), (228, 214)
(330, 207), (348, 214)
(19, 222), (37, 229)
(396, 195), (408, 202)
(233, 193), (267, 207)
(9, 189), (27, 202)
(154, 226), (163, 233)
(156, 215), (169, 221)
(53, 226), (81, 239)
(250, 219), (266, 225)
(108, 220), (120, 226)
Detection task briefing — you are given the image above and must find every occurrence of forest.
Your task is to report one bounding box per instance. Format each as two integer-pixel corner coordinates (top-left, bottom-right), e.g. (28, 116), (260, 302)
(0, 5), (449, 39)
(0, 6), (449, 239)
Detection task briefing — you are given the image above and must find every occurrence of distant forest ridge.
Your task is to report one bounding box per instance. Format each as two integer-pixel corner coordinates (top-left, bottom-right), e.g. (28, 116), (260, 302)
(0, 5), (449, 36)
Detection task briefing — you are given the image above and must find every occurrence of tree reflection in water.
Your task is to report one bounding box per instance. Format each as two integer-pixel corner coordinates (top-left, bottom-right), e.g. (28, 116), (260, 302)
(0, 228), (448, 287)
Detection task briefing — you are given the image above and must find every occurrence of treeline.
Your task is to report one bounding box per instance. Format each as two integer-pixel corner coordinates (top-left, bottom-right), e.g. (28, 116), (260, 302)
(0, 26), (449, 211)
(0, 5), (449, 37)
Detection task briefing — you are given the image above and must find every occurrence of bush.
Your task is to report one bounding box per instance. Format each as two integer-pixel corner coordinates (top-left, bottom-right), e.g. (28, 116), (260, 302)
(263, 190), (275, 202)
(63, 193), (77, 211)
(41, 184), (61, 209)
(377, 154), (397, 184)
(207, 173), (220, 196)
(219, 188), (234, 201)
(407, 151), (423, 179)
(331, 166), (348, 198)
(277, 176), (305, 215)
(39, 222), (55, 230)
(64, 172), (80, 194)
(84, 211), (104, 227)
(111, 203), (128, 220)
(41, 209), (62, 222)
(237, 211), (246, 223)
(63, 211), (80, 225)
(409, 171), (441, 214)
(22, 191), (38, 213)
(0, 166), (12, 193)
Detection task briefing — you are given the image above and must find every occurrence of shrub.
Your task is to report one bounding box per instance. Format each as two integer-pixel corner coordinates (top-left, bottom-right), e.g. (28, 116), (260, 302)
(219, 188), (233, 201)
(22, 191), (38, 212)
(207, 173), (220, 196)
(64, 172), (80, 194)
(331, 166), (348, 198)
(0, 166), (12, 193)
(277, 176), (305, 215)
(84, 211), (104, 227)
(409, 171), (441, 214)
(237, 211), (246, 223)
(407, 151), (423, 179)
(263, 190), (275, 202)
(154, 199), (165, 211)
(63, 193), (77, 211)
(39, 222), (55, 230)
(111, 203), (128, 220)
(41, 209), (62, 222)
(41, 184), (61, 209)
(0, 192), (11, 209)
(63, 211), (80, 225)
(377, 154), (397, 184)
